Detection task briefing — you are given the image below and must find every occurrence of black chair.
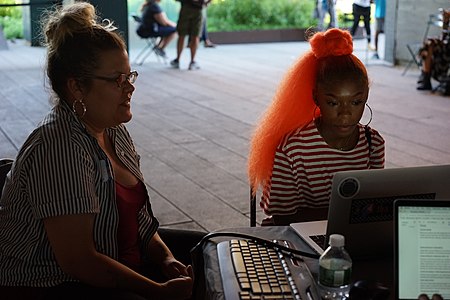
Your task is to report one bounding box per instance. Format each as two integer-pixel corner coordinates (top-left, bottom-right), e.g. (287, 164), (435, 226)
(131, 15), (165, 66)
(1, 158), (13, 192)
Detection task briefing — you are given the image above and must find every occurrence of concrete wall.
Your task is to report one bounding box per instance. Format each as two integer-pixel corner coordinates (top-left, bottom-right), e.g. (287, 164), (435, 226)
(385, 0), (448, 65)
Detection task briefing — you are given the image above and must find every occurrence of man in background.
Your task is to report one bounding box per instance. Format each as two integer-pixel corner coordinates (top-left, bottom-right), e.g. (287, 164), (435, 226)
(171, 0), (211, 70)
(372, 0), (385, 59)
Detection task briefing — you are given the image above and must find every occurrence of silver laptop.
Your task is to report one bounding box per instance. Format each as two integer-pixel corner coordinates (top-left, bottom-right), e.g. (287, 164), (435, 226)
(394, 199), (450, 300)
(291, 164), (450, 259)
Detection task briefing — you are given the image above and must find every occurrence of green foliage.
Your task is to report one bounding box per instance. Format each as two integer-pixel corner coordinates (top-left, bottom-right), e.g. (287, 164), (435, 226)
(0, 16), (23, 39)
(0, 0), (23, 39)
(338, 12), (354, 29)
(207, 0), (317, 32)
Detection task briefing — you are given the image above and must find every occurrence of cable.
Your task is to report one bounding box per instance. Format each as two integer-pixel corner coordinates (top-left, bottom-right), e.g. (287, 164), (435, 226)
(191, 231), (321, 259)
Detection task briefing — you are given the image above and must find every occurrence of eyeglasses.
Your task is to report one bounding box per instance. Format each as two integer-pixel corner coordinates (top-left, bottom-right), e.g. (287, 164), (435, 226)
(91, 71), (138, 88)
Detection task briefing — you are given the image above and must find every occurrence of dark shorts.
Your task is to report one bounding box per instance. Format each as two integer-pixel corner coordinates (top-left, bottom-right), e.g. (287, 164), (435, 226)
(177, 5), (203, 37)
(376, 17), (385, 32)
(137, 24), (176, 38)
(156, 25), (177, 37)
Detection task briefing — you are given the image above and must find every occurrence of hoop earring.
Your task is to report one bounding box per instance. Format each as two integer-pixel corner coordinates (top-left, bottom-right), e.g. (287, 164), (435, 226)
(313, 105), (320, 122)
(364, 103), (373, 126)
(72, 99), (86, 118)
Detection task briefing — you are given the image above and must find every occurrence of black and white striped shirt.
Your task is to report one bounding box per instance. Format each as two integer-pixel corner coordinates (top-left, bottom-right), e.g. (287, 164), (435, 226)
(0, 101), (159, 287)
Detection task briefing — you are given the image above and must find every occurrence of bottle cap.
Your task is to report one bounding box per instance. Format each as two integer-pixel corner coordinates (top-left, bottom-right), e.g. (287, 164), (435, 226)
(329, 234), (345, 247)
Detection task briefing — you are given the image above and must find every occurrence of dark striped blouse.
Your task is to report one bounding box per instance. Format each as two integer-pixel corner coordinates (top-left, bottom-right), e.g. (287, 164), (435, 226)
(0, 101), (159, 287)
(261, 121), (385, 216)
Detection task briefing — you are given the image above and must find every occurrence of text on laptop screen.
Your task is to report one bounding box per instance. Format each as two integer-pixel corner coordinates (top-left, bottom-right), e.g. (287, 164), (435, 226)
(398, 205), (450, 299)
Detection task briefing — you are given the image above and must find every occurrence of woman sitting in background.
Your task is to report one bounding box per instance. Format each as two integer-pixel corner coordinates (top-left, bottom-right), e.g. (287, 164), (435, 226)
(137, 0), (177, 58)
(417, 8), (449, 95)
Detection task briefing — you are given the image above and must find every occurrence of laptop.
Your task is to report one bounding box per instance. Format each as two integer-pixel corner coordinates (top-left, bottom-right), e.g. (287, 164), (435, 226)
(394, 199), (450, 300)
(290, 164), (450, 260)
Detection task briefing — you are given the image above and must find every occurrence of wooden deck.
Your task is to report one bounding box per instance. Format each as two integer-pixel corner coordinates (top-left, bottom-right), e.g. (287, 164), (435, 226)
(1, 39), (449, 232)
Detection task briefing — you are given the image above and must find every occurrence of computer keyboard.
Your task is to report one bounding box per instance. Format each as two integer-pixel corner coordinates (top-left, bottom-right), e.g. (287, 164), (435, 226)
(217, 239), (320, 300)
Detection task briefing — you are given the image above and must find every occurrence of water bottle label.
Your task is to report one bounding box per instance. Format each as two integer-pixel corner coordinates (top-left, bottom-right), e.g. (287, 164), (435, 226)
(319, 267), (351, 287)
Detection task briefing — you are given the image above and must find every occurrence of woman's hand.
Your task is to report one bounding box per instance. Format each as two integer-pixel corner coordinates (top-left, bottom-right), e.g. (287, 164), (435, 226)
(161, 258), (193, 279)
(160, 272), (194, 300)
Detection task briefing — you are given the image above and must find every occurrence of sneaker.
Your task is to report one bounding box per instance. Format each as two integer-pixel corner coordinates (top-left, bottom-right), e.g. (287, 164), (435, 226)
(367, 44), (376, 51)
(159, 49), (167, 58)
(372, 53), (380, 60)
(170, 59), (179, 69)
(204, 40), (216, 48)
(188, 61), (200, 70)
(417, 81), (432, 91)
(153, 46), (167, 59)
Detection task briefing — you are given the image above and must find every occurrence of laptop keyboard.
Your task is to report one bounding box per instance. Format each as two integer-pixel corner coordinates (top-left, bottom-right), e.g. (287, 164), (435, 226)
(309, 234), (327, 250)
(217, 239), (320, 300)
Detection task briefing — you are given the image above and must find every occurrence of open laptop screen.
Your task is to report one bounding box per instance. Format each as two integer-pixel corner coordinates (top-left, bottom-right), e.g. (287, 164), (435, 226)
(394, 199), (450, 300)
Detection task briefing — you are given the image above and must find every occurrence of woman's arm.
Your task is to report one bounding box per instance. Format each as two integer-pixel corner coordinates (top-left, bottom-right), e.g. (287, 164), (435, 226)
(154, 12), (176, 28)
(146, 232), (192, 279)
(44, 213), (192, 299)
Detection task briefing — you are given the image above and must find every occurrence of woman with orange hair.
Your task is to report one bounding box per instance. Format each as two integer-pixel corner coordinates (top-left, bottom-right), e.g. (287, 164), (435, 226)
(248, 28), (385, 226)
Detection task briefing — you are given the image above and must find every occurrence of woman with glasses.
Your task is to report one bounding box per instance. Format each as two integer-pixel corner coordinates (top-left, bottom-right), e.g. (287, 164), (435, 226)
(0, 3), (204, 299)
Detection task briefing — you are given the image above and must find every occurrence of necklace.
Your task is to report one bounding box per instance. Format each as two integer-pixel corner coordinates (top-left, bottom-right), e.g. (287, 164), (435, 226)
(336, 132), (354, 151)
(317, 120), (357, 151)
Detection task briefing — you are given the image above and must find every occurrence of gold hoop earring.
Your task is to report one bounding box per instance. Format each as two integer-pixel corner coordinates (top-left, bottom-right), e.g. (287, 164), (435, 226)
(72, 99), (86, 118)
(364, 103), (373, 126)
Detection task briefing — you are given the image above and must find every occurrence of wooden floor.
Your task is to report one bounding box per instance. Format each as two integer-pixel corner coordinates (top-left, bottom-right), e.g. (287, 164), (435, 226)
(1, 39), (449, 232)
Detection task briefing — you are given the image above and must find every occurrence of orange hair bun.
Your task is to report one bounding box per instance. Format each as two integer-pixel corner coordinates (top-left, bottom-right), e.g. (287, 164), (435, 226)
(310, 28), (353, 59)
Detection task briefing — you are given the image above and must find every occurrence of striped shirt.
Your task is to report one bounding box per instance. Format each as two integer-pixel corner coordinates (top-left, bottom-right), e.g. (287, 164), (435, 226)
(261, 120), (385, 216)
(0, 101), (159, 287)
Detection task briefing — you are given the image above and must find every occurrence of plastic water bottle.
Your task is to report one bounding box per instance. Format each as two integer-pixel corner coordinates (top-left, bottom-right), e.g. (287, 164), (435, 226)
(318, 234), (352, 299)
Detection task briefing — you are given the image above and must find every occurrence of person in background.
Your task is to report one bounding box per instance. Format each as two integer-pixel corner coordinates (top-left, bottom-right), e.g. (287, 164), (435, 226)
(416, 8), (449, 94)
(372, 0), (385, 59)
(187, 1), (216, 48)
(316, 0), (338, 31)
(248, 28), (385, 226)
(171, 0), (211, 70)
(350, 0), (372, 47)
(0, 3), (205, 299)
(418, 294), (430, 300)
(200, 1), (216, 47)
(137, 0), (177, 58)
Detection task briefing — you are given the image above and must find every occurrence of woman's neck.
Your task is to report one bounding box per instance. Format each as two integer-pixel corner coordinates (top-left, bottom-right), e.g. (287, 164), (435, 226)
(316, 119), (358, 151)
(82, 120), (106, 142)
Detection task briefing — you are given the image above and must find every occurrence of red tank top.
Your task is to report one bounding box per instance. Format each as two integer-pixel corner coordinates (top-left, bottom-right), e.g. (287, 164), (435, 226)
(115, 180), (146, 271)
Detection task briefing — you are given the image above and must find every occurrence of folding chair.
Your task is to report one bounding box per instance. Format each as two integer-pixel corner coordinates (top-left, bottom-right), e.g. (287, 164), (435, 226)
(403, 12), (444, 76)
(131, 15), (165, 66)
